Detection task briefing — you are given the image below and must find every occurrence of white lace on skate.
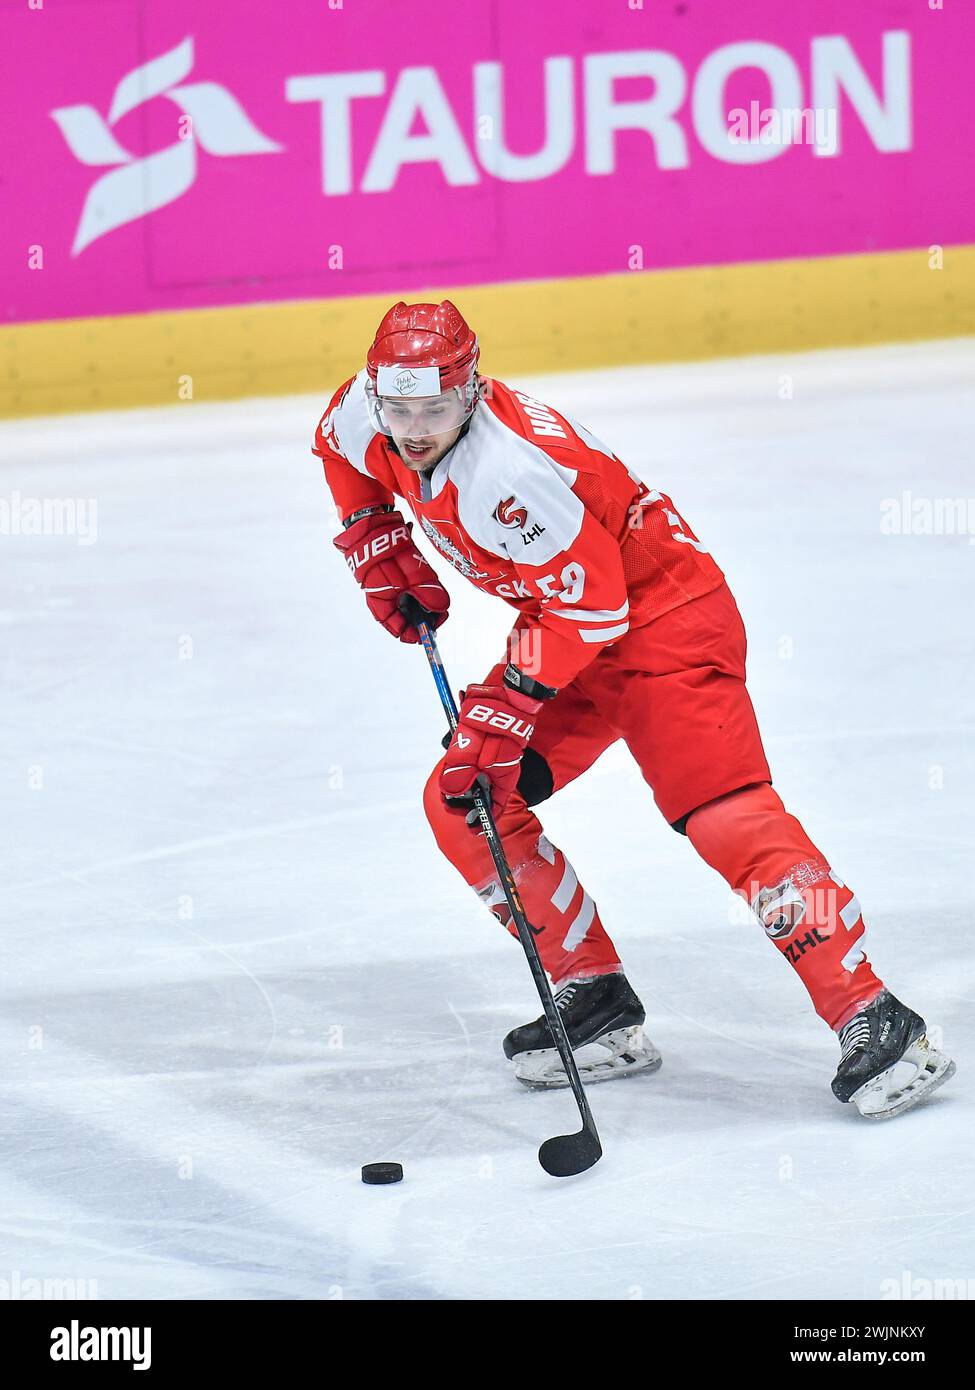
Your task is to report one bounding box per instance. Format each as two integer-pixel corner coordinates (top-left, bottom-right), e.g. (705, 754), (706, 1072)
(838, 1013), (871, 1061)
(511, 1025), (662, 1090)
(554, 983), (578, 1012)
(850, 1035), (956, 1120)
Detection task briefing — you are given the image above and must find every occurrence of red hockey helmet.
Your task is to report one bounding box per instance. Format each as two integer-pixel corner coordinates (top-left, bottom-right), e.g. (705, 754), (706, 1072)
(367, 300), (479, 393)
(365, 300), (480, 441)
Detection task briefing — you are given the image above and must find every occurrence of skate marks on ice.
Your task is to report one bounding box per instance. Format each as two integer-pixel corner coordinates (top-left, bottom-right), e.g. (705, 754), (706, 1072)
(0, 938), (824, 1298)
(10, 798), (418, 898)
(0, 957), (510, 1300)
(0, 914), (969, 1299)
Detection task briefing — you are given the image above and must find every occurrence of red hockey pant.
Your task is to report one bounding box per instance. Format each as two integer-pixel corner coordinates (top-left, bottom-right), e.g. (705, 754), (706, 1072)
(423, 584), (883, 1030)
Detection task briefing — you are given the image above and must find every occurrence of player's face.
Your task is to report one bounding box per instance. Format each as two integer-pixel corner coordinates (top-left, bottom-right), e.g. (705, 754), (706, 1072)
(380, 392), (467, 470)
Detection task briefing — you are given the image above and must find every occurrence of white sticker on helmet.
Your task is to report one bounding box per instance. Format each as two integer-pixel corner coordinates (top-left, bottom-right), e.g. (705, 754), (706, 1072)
(376, 365), (442, 397)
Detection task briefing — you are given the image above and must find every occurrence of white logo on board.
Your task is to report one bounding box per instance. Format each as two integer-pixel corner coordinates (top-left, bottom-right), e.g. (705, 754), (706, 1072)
(51, 37), (282, 255)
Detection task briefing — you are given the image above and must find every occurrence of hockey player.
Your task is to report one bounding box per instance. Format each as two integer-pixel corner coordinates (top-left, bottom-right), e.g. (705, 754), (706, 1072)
(315, 299), (955, 1120)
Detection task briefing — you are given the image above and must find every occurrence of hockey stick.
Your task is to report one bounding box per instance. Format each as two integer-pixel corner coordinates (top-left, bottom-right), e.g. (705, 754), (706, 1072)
(400, 595), (602, 1177)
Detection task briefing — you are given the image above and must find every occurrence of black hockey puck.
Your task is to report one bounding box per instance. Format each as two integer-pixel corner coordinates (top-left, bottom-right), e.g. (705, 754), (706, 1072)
(361, 1162), (404, 1185)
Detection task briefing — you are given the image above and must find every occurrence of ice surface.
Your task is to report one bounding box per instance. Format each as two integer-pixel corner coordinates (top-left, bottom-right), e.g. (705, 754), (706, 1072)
(1, 340), (972, 1300)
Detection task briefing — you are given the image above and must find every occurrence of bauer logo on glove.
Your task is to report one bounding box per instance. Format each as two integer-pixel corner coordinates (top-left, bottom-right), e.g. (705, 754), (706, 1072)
(333, 508), (449, 644)
(440, 682), (543, 816)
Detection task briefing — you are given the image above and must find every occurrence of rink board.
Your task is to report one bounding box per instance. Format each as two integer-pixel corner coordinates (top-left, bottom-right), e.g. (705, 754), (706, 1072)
(3, 244), (973, 418)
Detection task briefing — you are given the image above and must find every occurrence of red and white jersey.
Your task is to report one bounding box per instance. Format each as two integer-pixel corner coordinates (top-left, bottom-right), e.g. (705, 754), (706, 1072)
(314, 372), (724, 690)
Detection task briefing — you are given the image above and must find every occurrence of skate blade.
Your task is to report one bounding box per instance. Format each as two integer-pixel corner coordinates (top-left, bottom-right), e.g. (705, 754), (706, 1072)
(851, 1036), (956, 1120)
(512, 1025), (662, 1091)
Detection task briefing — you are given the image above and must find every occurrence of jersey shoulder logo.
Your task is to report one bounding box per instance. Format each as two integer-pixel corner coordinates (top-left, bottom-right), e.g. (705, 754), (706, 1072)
(494, 496), (528, 529)
(493, 494), (546, 547)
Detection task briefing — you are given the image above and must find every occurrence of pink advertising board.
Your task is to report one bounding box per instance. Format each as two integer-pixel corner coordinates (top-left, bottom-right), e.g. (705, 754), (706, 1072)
(2, 0), (972, 325)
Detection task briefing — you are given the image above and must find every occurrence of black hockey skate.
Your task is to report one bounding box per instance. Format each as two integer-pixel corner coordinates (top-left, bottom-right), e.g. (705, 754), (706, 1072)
(832, 989), (955, 1120)
(503, 973), (661, 1089)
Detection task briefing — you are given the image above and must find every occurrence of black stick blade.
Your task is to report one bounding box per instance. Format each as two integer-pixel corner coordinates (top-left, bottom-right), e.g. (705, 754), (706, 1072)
(538, 1128), (603, 1178)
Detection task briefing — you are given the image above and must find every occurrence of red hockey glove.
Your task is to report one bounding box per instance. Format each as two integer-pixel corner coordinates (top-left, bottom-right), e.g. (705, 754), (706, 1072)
(440, 682), (544, 817)
(333, 509), (449, 644)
